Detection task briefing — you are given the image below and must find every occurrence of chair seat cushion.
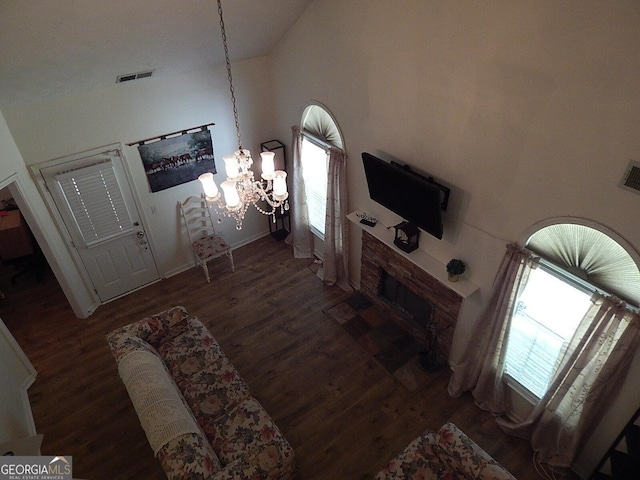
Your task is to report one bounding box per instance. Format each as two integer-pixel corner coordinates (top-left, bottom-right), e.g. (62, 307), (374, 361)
(202, 397), (294, 470)
(180, 366), (251, 420)
(158, 318), (251, 420)
(158, 318), (226, 373)
(193, 234), (229, 260)
(157, 432), (222, 480)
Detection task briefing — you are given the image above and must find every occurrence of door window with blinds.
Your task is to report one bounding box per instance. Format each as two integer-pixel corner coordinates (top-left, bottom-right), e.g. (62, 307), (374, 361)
(35, 145), (159, 303)
(54, 159), (134, 246)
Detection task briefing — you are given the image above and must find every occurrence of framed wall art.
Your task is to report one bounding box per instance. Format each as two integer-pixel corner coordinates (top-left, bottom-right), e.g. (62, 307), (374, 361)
(133, 125), (216, 193)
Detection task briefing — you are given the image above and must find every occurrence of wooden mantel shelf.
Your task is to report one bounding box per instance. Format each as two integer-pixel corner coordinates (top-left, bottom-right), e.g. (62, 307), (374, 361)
(347, 211), (479, 299)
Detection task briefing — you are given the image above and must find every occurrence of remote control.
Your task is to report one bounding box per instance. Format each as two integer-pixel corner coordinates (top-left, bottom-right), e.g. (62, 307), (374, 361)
(357, 212), (378, 227)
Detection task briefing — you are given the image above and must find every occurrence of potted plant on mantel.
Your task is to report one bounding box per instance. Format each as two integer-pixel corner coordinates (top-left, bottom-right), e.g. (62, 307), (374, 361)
(446, 259), (466, 282)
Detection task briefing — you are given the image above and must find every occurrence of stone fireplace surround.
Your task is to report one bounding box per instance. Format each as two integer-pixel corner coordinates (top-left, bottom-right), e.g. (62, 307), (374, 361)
(349, 212), (478, 363)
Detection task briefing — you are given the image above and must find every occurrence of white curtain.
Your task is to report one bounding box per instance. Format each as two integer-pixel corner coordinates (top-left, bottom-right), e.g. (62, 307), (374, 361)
(498, 294), (640, 467)
(287, 126), (313, 258)
(448, 243), (538, 412)
(318, 146), (350, 291)
(288, 125), (350, 290)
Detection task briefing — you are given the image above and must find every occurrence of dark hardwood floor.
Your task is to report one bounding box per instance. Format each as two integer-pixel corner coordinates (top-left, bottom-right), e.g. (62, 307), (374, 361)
(0, 235), (579, 480)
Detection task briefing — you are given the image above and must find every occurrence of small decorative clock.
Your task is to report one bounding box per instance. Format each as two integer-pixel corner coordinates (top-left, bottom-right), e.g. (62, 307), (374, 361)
(393, 221), (420, 253)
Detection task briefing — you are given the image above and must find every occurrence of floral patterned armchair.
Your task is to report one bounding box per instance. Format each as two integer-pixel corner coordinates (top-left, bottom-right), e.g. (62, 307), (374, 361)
(375, 423), (516, 480)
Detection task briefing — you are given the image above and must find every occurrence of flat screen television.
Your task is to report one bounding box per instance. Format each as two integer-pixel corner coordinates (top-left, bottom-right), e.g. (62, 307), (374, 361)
(362, 152), (447, 240)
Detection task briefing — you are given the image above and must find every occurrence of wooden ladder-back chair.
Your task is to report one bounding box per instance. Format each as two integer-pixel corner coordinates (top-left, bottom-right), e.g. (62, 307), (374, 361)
(178, 195), (234, 283)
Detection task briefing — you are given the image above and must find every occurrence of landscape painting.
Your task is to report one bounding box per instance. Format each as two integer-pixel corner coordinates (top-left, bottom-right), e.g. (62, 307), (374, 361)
(137, 129), (216, 192)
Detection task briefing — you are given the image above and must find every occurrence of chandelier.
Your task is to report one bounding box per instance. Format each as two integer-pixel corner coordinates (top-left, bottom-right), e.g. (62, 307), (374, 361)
(198, 0), (289, 230)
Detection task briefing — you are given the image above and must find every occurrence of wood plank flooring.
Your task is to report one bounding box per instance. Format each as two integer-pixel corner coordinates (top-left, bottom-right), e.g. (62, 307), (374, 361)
(0, 235), (578, 480)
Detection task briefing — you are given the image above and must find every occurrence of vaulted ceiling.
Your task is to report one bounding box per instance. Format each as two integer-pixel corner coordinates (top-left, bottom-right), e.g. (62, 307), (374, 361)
(0, 0), (313, 108)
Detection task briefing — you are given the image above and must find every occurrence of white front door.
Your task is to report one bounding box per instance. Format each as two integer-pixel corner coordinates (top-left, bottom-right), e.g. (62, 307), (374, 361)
(39, 147), (159, 302)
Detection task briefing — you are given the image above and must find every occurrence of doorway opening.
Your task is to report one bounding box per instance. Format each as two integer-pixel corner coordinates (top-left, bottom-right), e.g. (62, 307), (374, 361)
(0, 182), (58, 304)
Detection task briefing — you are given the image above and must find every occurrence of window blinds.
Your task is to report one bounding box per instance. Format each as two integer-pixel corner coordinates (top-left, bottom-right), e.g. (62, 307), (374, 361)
(301, 103), (343, 149)
(54, 160), (133, 246)
(301, 137), (328, 236)
(526, 223), (640, 306)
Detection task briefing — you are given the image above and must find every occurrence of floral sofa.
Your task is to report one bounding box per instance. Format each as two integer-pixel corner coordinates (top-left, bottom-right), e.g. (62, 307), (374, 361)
(106, 306), (295, 480)
(375, 423), (516, 480)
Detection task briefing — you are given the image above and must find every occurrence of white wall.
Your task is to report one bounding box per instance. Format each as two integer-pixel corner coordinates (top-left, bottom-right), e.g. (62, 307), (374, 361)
(270, 0), (640, 477)
(2, 56), (279, 282)
(0, 317), (37, 443)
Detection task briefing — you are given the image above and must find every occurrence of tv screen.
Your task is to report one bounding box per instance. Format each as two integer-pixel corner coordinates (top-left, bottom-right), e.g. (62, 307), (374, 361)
(362, 152), (444, 239)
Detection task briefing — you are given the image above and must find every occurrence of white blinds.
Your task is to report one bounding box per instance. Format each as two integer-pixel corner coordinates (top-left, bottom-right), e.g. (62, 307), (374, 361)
(526, 223), (640, 305)
(301, 103), (343, 149)
(301, 137), (328, 236)
(55, 160), (133, 246)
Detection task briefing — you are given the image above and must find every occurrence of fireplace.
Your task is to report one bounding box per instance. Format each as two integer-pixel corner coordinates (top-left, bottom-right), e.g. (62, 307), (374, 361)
(359, 230), (463, 362)
(380, 271), (433, 335)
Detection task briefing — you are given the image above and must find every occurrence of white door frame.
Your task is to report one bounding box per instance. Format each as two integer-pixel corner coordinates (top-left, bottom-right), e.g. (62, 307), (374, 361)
(31, 143), (159, 304)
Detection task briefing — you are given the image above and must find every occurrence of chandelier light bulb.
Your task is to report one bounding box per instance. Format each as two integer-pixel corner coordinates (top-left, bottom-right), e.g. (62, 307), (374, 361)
(220, 180), (241, 209)
(223, 155), (240, 179)
(273, 171), (288, 199)
(198, 172), (219, 200)
(260, 151), (275, 180)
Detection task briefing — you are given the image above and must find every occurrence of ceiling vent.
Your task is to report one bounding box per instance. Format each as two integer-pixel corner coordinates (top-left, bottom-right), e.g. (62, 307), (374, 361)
(116, 70), (154, 83)
(619, 160), (640, 195)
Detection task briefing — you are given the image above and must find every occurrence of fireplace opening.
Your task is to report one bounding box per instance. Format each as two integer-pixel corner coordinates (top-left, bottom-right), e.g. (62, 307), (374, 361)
(381, 271), (444, 371)
(380, 271), (432, 334)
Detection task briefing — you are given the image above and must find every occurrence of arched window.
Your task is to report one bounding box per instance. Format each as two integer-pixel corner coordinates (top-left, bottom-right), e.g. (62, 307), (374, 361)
(525, 220), (640, 304)
(299, 102), (344, 238)
(503, 218), (640, 399)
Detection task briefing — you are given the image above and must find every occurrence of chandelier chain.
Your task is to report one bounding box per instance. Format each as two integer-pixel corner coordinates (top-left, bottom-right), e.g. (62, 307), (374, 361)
(217, 0), (242, 150)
